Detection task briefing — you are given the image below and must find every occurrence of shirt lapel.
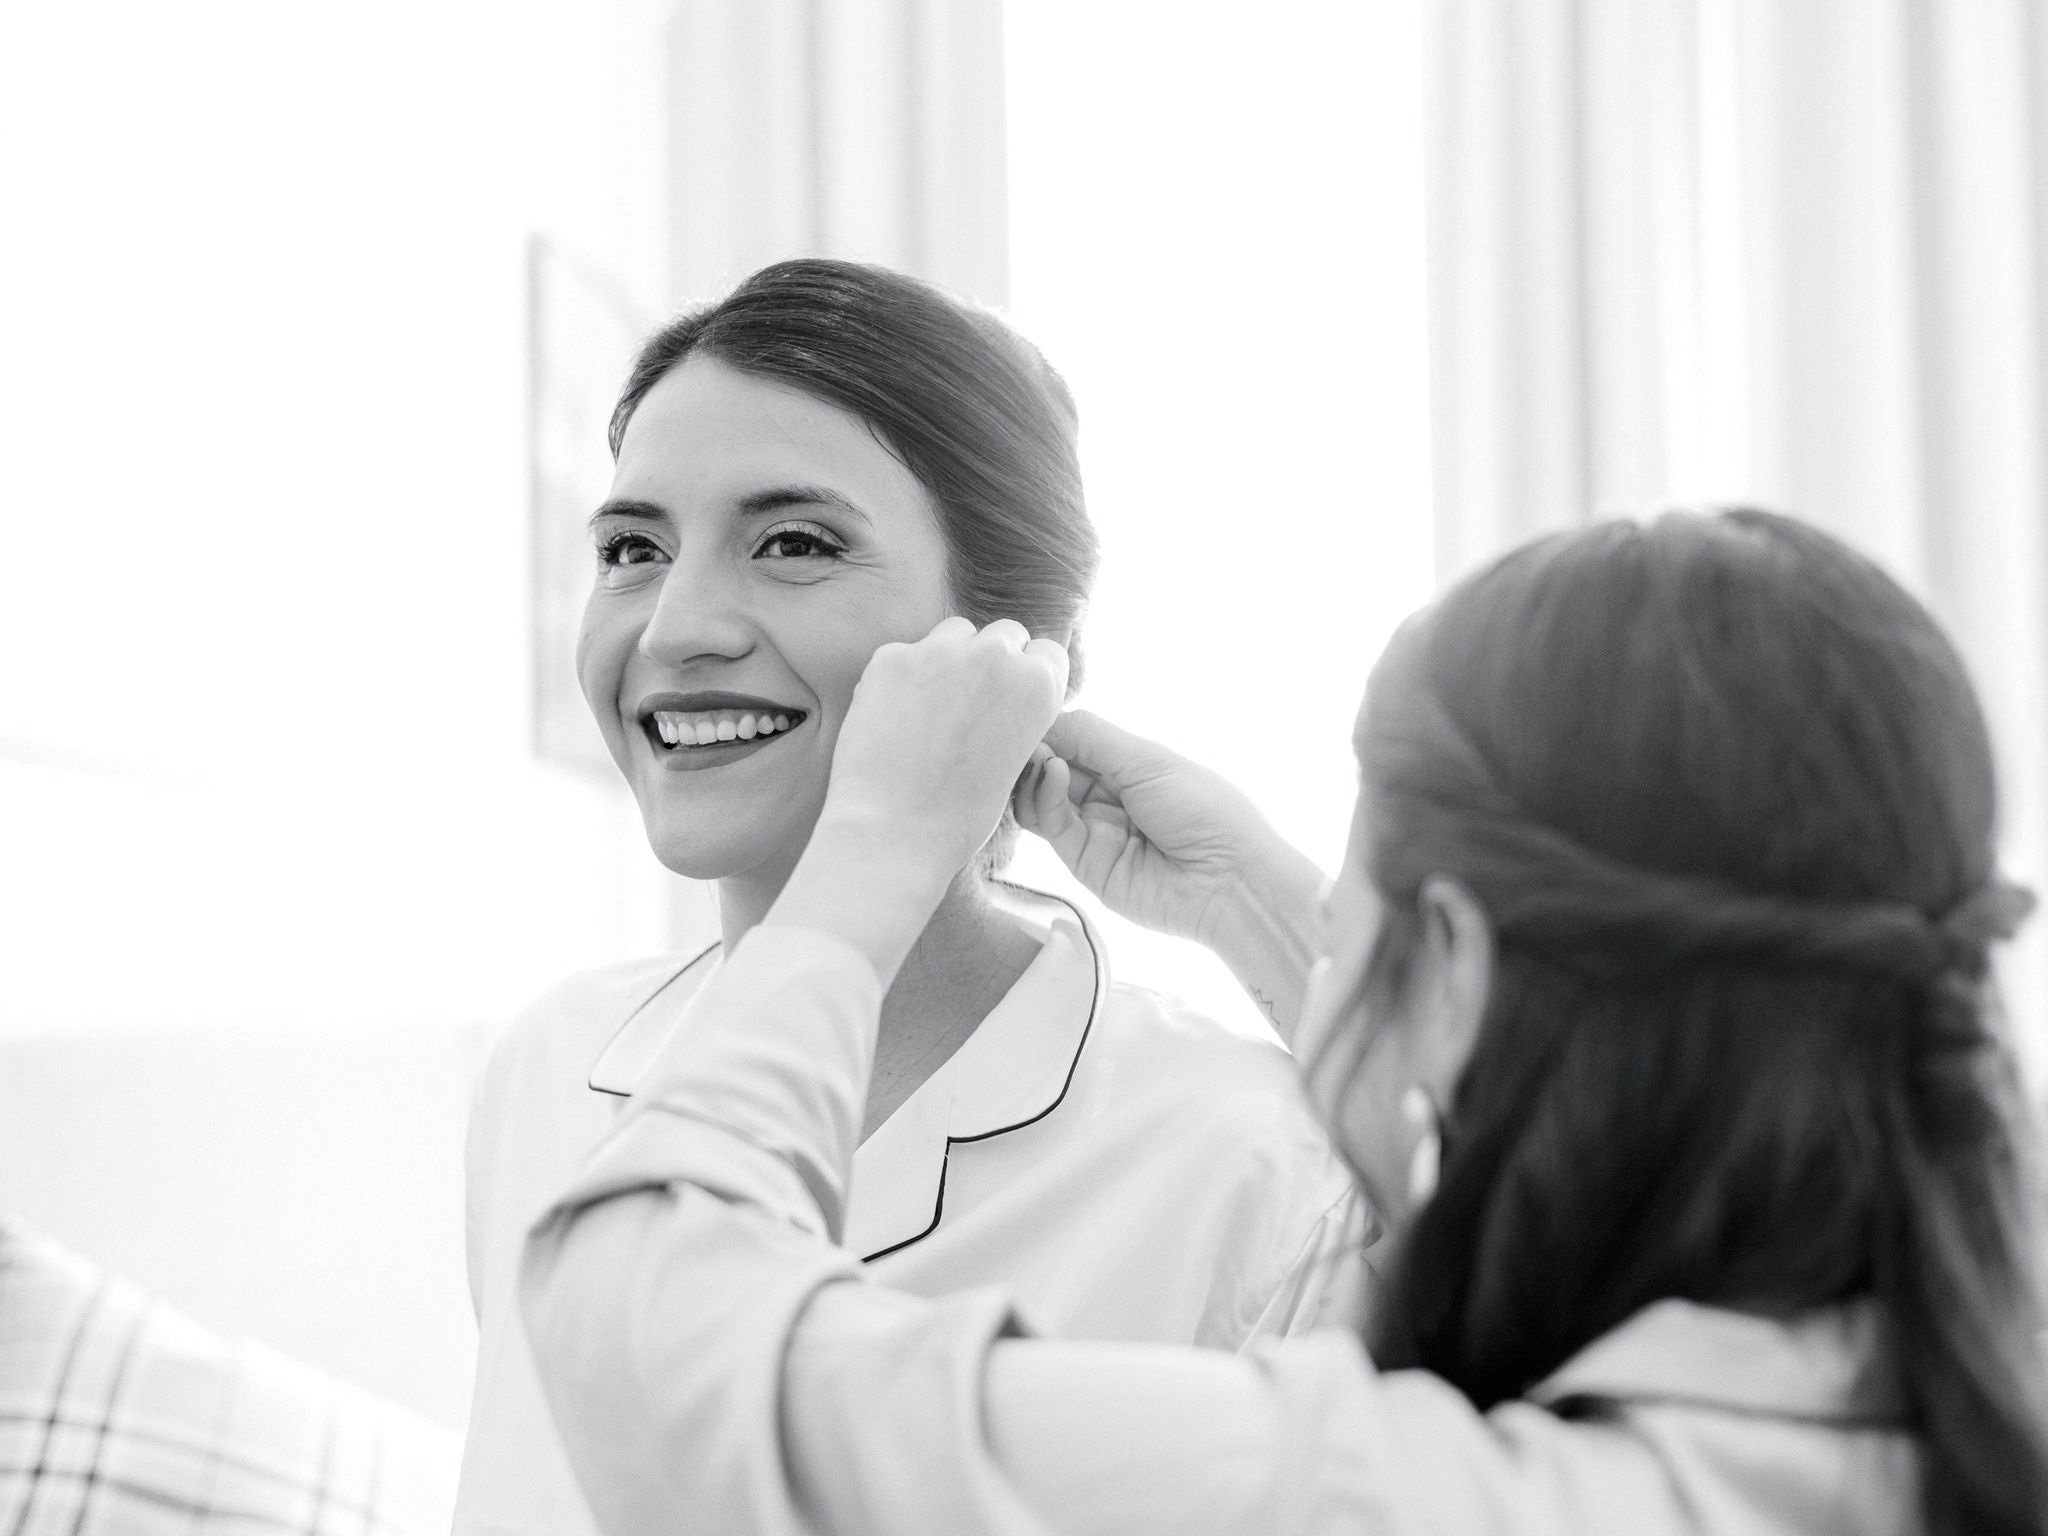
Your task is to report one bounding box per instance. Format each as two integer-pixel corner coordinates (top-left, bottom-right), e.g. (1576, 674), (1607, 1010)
(584, 891), (1104, 1261)
(844, 885), (1106, 1260)
(586, 944), (720, 1097)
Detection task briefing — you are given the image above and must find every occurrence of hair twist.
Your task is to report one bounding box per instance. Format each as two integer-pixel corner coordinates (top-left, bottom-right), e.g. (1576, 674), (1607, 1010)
(1367, 678), (2034, 989)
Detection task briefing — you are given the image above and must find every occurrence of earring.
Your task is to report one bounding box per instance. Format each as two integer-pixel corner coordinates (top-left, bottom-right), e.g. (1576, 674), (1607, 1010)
(1400, 1086), (1442, 1206)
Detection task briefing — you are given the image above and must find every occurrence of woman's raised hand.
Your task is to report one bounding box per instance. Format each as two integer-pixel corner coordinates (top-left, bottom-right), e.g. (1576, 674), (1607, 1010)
(1014, 711), (1259, 943)
(826, 616), (1071, 873)
(771, 618), (1069, 987)
(1014, 710), (1326, 1041)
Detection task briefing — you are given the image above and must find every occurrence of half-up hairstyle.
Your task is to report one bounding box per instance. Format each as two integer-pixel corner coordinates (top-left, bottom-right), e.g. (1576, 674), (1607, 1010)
(1349, 508), (2048, 1536)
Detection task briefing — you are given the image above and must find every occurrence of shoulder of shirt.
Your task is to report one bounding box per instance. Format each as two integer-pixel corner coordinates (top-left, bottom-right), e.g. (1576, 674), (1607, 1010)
(1095, 978), (1302, 1088)
(1089, 979), (1333, 1154)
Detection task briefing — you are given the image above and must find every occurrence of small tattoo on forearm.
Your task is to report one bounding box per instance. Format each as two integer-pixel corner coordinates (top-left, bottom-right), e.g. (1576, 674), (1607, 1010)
(1250, 987), (1281, 1025)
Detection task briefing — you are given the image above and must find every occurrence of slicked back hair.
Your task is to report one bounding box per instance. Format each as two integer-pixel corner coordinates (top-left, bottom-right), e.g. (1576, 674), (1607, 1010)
(610, 258), (1096, 690)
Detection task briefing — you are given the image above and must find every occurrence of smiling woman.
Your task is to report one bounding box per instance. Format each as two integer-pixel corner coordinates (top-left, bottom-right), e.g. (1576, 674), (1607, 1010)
(453, 261), (1363, 1536)
(578, 359), (956, 894)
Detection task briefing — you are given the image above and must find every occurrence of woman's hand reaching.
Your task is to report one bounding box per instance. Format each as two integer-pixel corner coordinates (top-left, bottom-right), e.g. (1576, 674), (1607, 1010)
(1014, 710), (1327, 1044)
(768, 618), (1070, 987)
(1014, 711), (1267, 945)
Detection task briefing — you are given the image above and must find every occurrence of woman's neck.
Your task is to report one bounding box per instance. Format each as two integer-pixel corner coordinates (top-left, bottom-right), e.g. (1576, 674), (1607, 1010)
(717, 861), (1041, 1141)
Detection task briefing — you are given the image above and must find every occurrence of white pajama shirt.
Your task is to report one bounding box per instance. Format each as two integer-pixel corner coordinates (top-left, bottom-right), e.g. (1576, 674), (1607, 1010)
(517, 925), (1921, 1536)
(455, 886), (1362, 1536)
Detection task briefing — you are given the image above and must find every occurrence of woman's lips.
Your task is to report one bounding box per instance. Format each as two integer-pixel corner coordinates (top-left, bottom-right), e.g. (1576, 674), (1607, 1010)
(636, 702), (809, 769)
(649, 706), (799, 748)
(646, 727), (798, 771)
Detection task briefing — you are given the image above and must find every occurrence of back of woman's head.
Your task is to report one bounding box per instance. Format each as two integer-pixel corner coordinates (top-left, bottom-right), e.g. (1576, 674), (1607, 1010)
(1356, 508), (2048, 1536)
(610, 257), (1097, 687)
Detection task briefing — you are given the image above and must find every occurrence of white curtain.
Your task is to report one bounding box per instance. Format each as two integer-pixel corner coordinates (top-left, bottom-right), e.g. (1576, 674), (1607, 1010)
(661, 0), (1009, 306)
(1424, 0), (2048, 1070)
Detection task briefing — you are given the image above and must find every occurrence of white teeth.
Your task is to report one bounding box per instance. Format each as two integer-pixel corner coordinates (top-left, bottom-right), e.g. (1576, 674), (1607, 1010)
(651, 708), (801, 748)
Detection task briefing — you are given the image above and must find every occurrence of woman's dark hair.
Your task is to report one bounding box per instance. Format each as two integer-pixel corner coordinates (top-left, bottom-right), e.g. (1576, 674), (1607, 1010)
(610, 257), (1097, 688)
(1343, 508), (2048, 1536)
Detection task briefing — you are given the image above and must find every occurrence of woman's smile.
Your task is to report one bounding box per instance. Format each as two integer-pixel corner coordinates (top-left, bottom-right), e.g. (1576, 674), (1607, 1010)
(636, 691), (811, 770)
(577, 354), (954, 884)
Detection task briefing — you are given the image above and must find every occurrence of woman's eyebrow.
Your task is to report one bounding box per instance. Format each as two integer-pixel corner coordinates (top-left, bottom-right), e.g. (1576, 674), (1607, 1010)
(587, 498), (671, 528)
(736, 485), (874, 526)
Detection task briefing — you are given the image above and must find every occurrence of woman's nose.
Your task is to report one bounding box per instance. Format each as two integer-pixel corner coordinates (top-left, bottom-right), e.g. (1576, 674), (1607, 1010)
(638, 559), (754, 666)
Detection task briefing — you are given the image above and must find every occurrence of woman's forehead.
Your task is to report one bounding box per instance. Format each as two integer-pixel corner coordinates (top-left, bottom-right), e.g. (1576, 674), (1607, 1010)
(615, 357), (935, 522)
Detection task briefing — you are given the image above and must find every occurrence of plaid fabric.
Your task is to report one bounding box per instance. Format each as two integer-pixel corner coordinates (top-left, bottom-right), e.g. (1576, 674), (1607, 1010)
(0, 1223), (458, 1535)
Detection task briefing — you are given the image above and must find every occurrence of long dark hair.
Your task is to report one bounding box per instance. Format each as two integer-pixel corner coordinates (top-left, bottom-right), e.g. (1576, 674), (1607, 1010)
(1349, 509), (2048, 1535)
(610, 257), (1097, 688)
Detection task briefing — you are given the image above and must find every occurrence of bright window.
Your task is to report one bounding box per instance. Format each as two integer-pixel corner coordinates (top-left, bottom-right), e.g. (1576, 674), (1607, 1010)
(1003, 3), (1437, 1033)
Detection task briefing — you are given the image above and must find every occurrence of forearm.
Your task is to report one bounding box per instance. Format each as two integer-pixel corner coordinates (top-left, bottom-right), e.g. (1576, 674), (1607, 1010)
(519, 926), (890, 1532)
(525, 1174), (866, 1536)
(516, 920), (1023, 1536)
(767, 810), (954, 993)
(1204, 840), (1325, 1048)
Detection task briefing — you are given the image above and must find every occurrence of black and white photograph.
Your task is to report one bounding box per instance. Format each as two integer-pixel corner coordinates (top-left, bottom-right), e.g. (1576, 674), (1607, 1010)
(4, 2), (2047, 1532)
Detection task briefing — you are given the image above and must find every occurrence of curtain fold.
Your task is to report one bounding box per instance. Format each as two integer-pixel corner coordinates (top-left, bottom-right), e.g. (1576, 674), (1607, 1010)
(661, 0), (1009, 307)
(1425, 0), (2048, 1069)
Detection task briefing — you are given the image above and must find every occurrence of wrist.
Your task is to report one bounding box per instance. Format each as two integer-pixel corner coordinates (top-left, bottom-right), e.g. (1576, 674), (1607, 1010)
(1206, 842), (1325, 1045)
(809, 803), (959, 897)
(1207, 833), (1322, 957)
(765, 809), (955, 990)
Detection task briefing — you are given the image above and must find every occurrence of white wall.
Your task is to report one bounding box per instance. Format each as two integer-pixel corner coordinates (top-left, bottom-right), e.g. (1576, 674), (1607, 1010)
(0, 0), (1441, 1429)
(0, 0), (698, 1428)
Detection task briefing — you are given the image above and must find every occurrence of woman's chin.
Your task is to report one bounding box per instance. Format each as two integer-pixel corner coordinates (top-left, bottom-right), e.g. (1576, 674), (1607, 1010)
(640, 814), (812, 885)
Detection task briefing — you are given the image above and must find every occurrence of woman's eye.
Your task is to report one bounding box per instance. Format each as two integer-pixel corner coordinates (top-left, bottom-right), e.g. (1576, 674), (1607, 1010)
(594, 531), (667, 580)
(754, 521), (846, 561)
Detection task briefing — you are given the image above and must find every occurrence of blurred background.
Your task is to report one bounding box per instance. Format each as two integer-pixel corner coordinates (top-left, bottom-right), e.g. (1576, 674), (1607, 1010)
(1, 0), (2043, 1433)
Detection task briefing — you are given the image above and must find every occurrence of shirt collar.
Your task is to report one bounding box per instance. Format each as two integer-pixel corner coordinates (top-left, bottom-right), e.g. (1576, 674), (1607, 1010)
(585, 885), (1107, 1262)
(1527, 1298), (1903, 1426)
(844, 883), (1106, 1260)
(586, 943), (720, 1097)
(924, 882), (1105, 1139)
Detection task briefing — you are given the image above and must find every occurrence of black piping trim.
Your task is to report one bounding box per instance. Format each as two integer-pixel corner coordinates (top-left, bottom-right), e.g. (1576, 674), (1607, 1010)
(859, 883), (1104, 1263)
(1540, 1390), (1906, 1432)
(586, 941), (722, 1097)
(859, 1143), (952, 1263)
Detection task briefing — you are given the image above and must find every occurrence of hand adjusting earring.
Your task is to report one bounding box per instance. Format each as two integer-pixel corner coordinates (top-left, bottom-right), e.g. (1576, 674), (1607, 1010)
(1400, 1086), (1443, 1206)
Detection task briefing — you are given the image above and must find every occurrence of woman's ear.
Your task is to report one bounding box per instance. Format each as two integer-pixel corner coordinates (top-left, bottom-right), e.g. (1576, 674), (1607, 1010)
(1048, 624), (1080, 700)
(1414, 876), (1494, 1090)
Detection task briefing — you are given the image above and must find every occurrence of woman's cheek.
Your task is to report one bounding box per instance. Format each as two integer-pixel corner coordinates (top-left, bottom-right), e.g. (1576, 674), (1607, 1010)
(573, 609), (625, 732)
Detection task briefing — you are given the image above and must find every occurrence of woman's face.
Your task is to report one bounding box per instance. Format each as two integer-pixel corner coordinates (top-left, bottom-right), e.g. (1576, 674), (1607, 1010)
(578, 355), (954, 884)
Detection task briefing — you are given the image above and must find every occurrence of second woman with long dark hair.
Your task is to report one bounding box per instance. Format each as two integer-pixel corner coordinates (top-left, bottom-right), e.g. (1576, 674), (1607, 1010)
(522, 507), (2048, 1534)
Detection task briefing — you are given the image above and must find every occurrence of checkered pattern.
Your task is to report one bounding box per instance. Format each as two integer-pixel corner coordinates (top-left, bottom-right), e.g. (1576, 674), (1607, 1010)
(0, 1224), (458, 1535)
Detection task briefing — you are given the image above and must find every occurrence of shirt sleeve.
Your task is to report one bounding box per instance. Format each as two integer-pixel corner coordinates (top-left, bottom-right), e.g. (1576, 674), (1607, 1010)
(516, 926), (1688, 1536)
(1240, 1183), (1377, 1343)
